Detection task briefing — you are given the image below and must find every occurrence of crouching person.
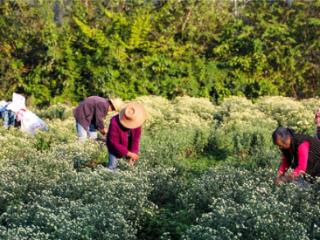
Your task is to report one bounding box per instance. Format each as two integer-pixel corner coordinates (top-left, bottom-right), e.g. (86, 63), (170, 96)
(73, 96), (122, 141)
(106, 102), (146, 170)
(272, 127), (320, 186)
(7, 93), (48, 136)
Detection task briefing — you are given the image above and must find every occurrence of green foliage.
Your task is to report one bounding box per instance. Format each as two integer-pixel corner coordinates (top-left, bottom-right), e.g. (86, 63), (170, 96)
(182, 167), (320, 240)
(0, 95), (320, 239)
(0, 171), (152, 239)
(205, 97), (276, 167)
(1, 1), (320, 105)
(256, 96), (317, 134)
(33, 103), (73, 120)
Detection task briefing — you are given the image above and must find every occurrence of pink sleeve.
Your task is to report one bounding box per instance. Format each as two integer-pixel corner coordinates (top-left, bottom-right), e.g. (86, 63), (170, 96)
(278, 155), (290, 174)
(293, 141), (309, 177)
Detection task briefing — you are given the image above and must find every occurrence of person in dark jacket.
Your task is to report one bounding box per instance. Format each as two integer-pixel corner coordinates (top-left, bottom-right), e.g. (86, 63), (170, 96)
(106, 102), (146, 170)
(73, 96), (122, 141)
(272, 127), (320, 185)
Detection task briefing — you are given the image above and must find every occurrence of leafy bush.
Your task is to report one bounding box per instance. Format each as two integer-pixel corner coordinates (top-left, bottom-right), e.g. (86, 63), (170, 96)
(256, 96), (315, 134)
(208, 97), (278, 167)
(301, 98), (320, 112)
(2, 1), (320, 105)
(33, 104), (73, 120)
(141, 126), (211, 168)
(0, 170), (153, 240)
(182, 167), (320, 240)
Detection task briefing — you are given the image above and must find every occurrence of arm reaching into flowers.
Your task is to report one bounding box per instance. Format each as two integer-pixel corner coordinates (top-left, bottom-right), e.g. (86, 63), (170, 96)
(275, 141), (309, 185)
(275, 155), (290, 185)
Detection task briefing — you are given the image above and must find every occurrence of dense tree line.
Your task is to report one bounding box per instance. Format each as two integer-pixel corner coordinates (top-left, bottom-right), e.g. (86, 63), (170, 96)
(0, 0), (319, 105)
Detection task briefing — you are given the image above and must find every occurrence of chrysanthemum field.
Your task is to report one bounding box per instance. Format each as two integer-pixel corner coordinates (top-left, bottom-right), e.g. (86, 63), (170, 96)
(0, 96), (320, 240)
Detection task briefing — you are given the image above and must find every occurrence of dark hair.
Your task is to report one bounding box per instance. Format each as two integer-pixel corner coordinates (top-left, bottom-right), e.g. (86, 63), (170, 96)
(272, 126), (294, 144)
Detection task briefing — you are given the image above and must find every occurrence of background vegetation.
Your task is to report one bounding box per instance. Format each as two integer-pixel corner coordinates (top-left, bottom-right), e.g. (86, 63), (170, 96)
(0, 0), (320, 106)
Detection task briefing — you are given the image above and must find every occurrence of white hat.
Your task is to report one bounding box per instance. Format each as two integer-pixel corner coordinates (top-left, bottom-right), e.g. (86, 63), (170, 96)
(7, 93), (26, 113)
(119, 102), (146, 129)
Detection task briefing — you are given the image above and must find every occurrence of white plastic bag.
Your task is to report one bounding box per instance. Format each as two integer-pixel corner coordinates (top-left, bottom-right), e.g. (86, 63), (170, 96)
(20, 110), (48, 136)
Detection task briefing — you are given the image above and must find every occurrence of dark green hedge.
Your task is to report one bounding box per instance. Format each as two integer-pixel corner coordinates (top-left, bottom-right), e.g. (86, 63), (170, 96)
(0, 0), (319, 105)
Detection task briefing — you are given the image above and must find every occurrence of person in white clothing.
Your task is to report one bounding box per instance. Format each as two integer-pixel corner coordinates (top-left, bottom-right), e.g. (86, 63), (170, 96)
(7, 93), (48, 136)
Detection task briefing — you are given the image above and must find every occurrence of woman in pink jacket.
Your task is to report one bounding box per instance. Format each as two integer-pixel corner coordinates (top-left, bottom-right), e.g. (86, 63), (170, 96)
(273, 127), (320, 186)
(106, 102), (146, 170)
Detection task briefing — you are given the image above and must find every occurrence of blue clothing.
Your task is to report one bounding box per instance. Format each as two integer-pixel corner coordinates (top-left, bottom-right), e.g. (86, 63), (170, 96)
(75, 122), (97, 141)
(107, 153), (118, 170)
(3, 110), (16, 129)
(0, 104), (16, 129)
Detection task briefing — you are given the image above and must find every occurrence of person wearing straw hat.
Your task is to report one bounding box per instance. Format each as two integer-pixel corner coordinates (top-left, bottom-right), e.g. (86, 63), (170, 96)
(106, 102), (146, 170)
(73, 96), (123, 141)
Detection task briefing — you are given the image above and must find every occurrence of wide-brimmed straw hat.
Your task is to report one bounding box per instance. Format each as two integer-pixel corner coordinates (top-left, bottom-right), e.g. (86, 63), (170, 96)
(119, 102), (146, 129)
(7, 93), (26, 113)
(109, 98), (124, 112)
